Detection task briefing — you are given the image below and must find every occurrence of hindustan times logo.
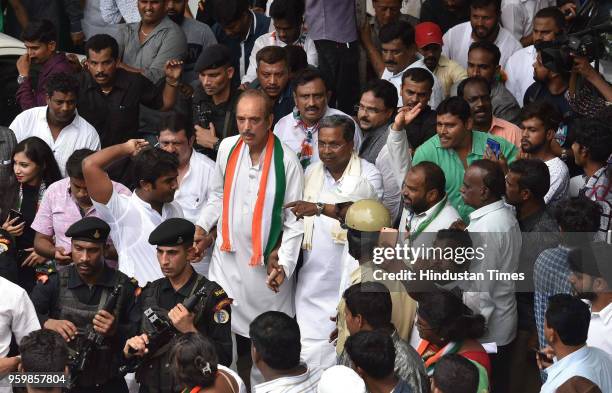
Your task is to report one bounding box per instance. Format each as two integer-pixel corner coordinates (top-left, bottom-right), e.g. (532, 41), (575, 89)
(372, 244), (487, 265)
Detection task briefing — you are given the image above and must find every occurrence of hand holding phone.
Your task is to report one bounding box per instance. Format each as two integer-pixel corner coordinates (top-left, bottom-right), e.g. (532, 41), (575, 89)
(486, 138), (501, 159)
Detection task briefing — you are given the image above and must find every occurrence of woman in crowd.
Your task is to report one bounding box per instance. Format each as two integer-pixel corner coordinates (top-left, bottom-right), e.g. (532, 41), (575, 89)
(1, 136), (61, 292)
(170, 332), (247, 393)
(415, 289), (491, 390)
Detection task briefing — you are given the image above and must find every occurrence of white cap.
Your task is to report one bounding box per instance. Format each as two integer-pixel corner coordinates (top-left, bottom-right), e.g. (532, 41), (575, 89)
(319, 175), (378, 204)
(317, 365), (366, 393)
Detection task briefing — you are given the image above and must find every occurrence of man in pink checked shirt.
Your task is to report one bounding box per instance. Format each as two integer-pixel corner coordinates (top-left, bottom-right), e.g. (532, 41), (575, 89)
(31, 149), (130, 268)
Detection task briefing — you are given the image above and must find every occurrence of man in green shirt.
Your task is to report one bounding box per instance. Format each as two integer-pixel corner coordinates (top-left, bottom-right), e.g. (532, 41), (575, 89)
(410, 97), (517, 221)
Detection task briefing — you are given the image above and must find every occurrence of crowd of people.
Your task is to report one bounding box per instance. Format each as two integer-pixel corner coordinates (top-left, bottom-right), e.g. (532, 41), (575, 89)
(0, 0), (611, 392)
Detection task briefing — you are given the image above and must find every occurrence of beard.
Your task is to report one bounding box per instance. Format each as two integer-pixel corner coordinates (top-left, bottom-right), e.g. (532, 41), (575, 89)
(168, 12), (184, 25)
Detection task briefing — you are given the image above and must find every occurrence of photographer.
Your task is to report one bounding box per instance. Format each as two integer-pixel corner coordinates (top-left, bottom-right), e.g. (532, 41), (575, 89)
(567, 54), (612, 119)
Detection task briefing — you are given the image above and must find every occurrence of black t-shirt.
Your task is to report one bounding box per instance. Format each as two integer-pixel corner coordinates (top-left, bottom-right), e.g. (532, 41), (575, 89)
(420, 0), (470, 33)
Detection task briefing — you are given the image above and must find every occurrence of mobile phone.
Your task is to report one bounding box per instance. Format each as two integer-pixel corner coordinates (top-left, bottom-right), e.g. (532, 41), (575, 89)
(378, 227), (399, 247)
(486, 138), (501, 159)
(8, 209), (24, 224)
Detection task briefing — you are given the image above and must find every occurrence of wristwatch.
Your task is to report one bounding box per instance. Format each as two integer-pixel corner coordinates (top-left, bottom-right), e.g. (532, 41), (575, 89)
(560, 148), (569, 162)
(315, 202), (325, 216)
(17, 75), (27, 85)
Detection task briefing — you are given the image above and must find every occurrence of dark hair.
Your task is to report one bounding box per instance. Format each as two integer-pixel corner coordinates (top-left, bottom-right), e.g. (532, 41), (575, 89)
(401, 67), (434, 90)
(468, 41), (501, 67)
(433, 354), (480, 393)
(66, 149), (95, 179)
(457, 76), (491, 98)
(520, 101), (562, 132)
(436, 97), (472, 122)
(269, 0), (305, 26)
(554, 197), (602, 233)
(412, 161), (446, 196)
(133, 148), (179, 188)
(85, 34), (119, 60)
(535, 6), (566, 31)
(508, 159), (550, 200)
(212, 0), (249, 26)
(343, 282), (392, 330)
(470, 159), (506, 199)
(573, 119), (612, 164)
(159, 112), (194, 139)
(13, 137), (62, 186)
(250, 311), (301, 370)
(379, 20), (415, 48)
(418, 290), (486, 341)
(21, 19), (57, 43)
(362, 79), (398, 110)
(284, 45), (308, 75)
(169, 333), (219, 388)
(435, 228), (473, 249)
(19, 329), (68, 374)
(237, 89), (273, 118)
(470, 0), (501, 14)
(319, 115), (355, 143)
(545, 294), (590, 346)
(292, 67), (328, 92)
(46, 72), (79, 97)
(256, 46), (288, 68)
(345, 331), (395, 379)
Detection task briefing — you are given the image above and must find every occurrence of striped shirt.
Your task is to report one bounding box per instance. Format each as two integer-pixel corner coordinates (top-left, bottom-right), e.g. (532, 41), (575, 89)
(579, 166), (612, 240)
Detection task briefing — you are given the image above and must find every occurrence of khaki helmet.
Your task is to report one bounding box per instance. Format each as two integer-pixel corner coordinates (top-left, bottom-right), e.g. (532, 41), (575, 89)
(344, 199), (391, 232)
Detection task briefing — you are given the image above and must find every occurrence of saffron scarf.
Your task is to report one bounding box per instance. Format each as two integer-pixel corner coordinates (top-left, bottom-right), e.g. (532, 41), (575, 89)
(416, 339), (462, 376)
(220, 133), (286, 267)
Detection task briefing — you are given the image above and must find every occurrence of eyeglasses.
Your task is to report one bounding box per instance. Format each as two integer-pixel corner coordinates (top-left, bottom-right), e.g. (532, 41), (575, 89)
(354, 104), (384, 116)
(318, 141), (347, 151)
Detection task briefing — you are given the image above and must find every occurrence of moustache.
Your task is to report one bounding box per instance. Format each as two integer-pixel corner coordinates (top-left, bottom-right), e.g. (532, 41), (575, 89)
(95, 73), (108, 78)
(305, 106), (319, 112)
(385, 61), (397, 66)
(242, 131), (256, 138)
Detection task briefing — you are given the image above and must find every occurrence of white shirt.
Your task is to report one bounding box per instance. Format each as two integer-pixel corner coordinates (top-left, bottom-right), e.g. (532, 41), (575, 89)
(253, 365), (322, 393)
(544, 157), (569, 205)
(540, 346), (612, 393)
(273, 107), (363, 166)
(588, 302), (612, 355)
(501, 0), (554, 41)
(10, 106), (101, 177)
(242, 30), (319, 84)
(376, 145), (402, 222)
(442, 22), (523, 69)
(464, 200), (521, 346)
(399, 198), (461, 247)
(92, 189), (184, 286)
(0, 277), (40, 392)
(197, 134), (304, 337)
(219, 365), (248, 393)
(174, 149), (215, 276)
(505, 45), (537, 105)
(381, 54), (444, 109)
(297, 159), (383, 340)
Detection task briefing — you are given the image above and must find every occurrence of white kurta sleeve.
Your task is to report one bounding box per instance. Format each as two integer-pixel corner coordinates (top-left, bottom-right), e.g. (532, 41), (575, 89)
(277, 151), (304, 278)
(385, 125), (413, 189)
(242, 35), (265, 84)
(12, 290), (41, 344)
(196, 148), (226, 232)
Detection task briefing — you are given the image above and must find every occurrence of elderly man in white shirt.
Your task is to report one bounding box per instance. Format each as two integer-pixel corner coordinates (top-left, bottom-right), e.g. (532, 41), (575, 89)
(156, 113), (215, 276)
(274, 68), (362, 170)
(0, 276), (41, 392)
(83, 140), (184, 286)
(539, 294), (612, 393)
(379, 20), (443, 109)
(460, 159), (521, 391)
(504, 7), (564, 105)
(10, 73), (100, 177)
(242, 0), (317, 85)
(442, 0), (522, 69)
(286, 115), (383, 370)
(500, 0), (554, 44)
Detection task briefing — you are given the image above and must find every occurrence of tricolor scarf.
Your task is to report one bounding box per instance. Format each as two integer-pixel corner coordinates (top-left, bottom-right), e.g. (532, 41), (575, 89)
(416, 339), (462, 376)
(220, 133), (286, 267)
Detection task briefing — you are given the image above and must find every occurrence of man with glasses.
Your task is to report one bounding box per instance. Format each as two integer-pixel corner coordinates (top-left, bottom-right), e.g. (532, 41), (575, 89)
(285, 115), (383, 371)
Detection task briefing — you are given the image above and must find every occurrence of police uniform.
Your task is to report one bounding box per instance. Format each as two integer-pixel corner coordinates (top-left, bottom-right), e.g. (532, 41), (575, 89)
(29, 217), (140, 393)
(136, 218), (233, 393)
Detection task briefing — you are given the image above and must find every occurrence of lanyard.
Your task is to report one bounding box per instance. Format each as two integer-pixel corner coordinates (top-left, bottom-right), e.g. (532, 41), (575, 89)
(407, 196), (447, 242)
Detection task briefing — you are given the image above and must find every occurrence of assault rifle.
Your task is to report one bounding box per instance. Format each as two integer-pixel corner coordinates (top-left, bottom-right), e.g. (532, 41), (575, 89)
(68, 284), (123, 389)
(119, 284), (208, 375)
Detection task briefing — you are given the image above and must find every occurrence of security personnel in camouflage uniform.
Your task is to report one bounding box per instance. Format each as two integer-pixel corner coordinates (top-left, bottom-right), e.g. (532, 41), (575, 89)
(123, 218), (232, 393)
(30, 217), (140, 393)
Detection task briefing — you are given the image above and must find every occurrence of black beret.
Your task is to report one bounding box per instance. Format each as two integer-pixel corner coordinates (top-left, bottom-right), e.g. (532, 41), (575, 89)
(65, 217), (110, 243)
(569, 242), (612, 284)
(148, 218), (195, 247)
(194, 44), (232, 74)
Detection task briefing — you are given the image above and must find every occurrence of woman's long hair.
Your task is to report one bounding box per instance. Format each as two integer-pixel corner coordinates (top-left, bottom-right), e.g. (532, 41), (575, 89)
(13, 137), (62, 186)
(169, 333), (219, 389)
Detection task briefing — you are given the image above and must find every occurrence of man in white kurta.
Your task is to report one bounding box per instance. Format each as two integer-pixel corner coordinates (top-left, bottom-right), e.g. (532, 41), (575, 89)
(196, 100), (304, 340)
(286, 115), (383, 369)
